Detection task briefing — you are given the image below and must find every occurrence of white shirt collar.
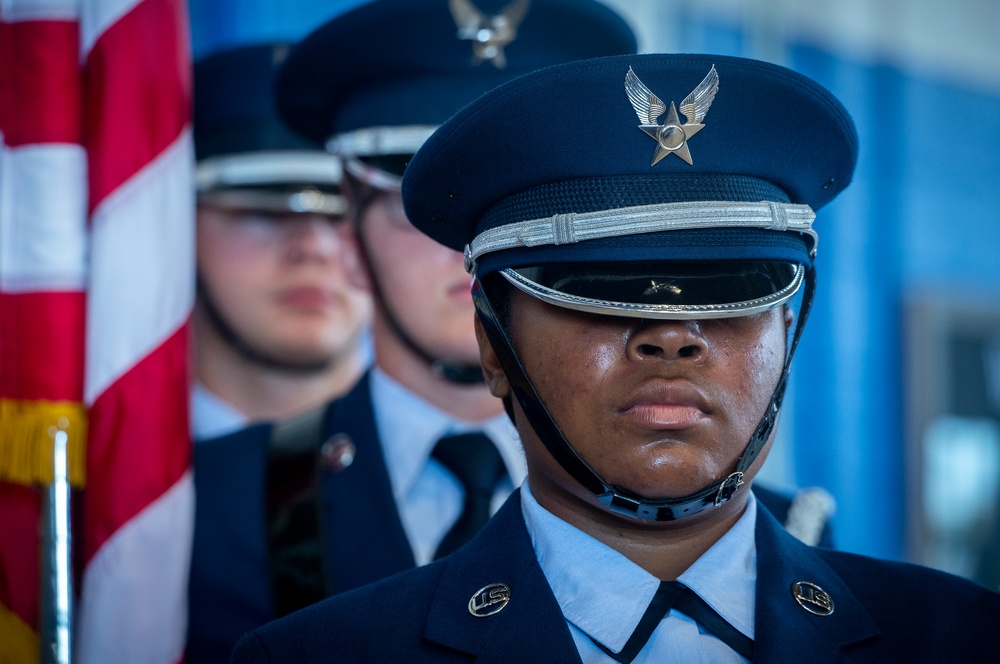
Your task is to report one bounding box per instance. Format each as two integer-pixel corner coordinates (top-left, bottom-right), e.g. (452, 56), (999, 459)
(521, 482), (757, 654)
(369, 367), (525, 500)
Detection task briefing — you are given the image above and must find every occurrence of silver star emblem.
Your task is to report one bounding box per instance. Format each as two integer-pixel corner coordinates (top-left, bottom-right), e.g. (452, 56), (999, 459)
(449, 0), (530, 69)
(624, 65), (719, 166)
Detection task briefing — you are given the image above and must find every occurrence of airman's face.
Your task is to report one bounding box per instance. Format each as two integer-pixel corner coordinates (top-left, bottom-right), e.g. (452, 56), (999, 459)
(196, 205), (371, 369)
(480, 287), (790, 514)
(355, 190), (481, 365)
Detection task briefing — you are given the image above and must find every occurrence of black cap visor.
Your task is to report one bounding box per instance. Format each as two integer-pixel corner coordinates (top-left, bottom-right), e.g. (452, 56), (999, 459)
(502, 260), (803, 319)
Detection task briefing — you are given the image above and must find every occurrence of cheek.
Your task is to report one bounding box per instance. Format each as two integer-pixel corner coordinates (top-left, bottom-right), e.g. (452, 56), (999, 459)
(200, 249), (270, 292)
(526, 323), (623, 420)
(719, 320), (786, 422)
(197, 235), (278, 315)
(198, 223), (274, 270)
(364, 223), (443, 282)
(747, 324), (786, 386)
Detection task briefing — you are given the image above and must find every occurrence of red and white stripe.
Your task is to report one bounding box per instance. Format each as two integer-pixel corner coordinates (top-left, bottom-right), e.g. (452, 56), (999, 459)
(1, 0), (194, 661)
(1, 3), (86, 654)
(77, 0), (194, 661)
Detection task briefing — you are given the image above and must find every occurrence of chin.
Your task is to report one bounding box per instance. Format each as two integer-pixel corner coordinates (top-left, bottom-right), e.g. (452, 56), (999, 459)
(609, 463), (726, 501)
(261, 343), (334, 368)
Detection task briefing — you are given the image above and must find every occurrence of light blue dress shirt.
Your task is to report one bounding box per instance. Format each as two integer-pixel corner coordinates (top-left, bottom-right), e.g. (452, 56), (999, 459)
(371, 367), (526, 565)
(190, 382), (249, 441)
(521, 482), (756, 664)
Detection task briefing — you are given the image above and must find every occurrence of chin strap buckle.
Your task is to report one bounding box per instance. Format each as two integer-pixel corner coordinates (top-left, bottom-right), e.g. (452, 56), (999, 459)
(714, 472), (745, 507)
(599, 491), (643, 518)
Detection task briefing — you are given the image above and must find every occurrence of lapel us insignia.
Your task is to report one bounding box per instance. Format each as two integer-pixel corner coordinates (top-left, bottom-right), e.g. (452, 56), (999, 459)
(791, 581), (835, 616)
(625, 65), (719, 166)
(468, 582), (511, 617)
(449, 0), (530, 69)
(320, 433), (355, 473)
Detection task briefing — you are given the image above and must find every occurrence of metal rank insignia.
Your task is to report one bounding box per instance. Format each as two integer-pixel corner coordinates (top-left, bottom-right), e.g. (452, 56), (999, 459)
(791, 581), (835, 616)
(625, 65), (719, 166)
(449, 0), (530, 69)
(468, 583), (511, 617)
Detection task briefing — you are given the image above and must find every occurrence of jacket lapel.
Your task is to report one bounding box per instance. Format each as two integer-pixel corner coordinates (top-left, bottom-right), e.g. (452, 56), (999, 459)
(321, 372), (417, 594)
(419, 485), (885, 663)
(423, 491), (583, 664)
(753, 505), (879, 663)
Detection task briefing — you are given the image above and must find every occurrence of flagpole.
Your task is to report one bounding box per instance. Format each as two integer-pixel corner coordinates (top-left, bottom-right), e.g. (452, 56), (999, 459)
(40, 419), (74, 664)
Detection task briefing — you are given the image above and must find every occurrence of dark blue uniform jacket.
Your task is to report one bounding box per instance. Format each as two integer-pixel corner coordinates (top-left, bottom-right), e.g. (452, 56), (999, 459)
(187, 374), (414, 663)
(231, 489), (1000, 663)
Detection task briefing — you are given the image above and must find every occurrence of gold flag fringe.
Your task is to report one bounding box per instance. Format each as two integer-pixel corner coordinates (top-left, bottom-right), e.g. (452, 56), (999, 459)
(0, 399), (87, 488)
(0, 601), (39, 664)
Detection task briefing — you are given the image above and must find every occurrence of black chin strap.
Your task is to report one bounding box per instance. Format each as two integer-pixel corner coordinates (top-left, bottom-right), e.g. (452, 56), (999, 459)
(473, 266), (815, 521)
(379, 300), (486, 384)
(196, 275), (332, 374)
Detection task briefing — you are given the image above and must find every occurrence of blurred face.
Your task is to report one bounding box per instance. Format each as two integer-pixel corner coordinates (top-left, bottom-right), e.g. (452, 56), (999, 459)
(196, 204), (371, 370)
(356, 189), (480, 365)
(487, 289), (790, 506)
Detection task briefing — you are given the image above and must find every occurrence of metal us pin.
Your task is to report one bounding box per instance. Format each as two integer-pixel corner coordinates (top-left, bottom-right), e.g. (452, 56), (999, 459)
(624, 65), (719, 166)
(791, 581), (834, 616)
(321, 434), (356, 473)
(468, 583), (511, 617)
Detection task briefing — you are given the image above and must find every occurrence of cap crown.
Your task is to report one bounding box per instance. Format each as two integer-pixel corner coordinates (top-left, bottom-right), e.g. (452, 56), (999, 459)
(275, 0), (638, 144)
(402, 53), (858, 255)
(194, 43), (321, 161)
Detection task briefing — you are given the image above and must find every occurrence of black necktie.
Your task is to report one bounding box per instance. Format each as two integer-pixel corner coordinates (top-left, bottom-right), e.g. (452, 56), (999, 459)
(431, 432), (506, 559)
(593, 580), (754, 663)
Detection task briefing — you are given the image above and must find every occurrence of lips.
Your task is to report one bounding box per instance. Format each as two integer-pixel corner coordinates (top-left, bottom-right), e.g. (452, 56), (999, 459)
(619, 380), (711, 430)
(277, 286), (333, 309)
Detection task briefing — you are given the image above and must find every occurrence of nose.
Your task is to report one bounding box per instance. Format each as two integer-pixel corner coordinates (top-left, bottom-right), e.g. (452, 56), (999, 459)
(626, 319), (708, 363)
(284, 214), (347, 263)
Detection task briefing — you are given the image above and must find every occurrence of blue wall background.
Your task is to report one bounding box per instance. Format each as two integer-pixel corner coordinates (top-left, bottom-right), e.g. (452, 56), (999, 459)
(187, 0), (1000, 567)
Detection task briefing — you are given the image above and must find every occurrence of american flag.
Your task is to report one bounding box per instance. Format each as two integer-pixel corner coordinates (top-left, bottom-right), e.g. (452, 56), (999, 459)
(1, 0), (194, 661)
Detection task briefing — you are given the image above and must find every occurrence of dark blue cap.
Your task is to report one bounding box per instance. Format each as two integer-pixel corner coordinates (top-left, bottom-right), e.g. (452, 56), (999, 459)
(194, 43), (321, 161)
(275, 0), (638, 150)
(401, 53), (857, 317)
(193, 43), (344, 212)
(402, 53), (858, 273)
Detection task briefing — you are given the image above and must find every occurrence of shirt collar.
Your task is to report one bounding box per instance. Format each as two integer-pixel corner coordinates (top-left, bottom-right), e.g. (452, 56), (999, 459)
(370, 367), (524, 499)
(190, 383), (249, 441)
(521, 481), (757, 653)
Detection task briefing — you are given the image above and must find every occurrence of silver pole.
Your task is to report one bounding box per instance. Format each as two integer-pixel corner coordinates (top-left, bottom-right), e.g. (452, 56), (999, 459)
(40, 420), (74, 664)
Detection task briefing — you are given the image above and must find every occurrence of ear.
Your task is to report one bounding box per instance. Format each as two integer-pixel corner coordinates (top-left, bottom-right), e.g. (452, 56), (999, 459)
(341, 223), (374, 291)
(783, 303), (794, 332)
(475, 314), (511, 399)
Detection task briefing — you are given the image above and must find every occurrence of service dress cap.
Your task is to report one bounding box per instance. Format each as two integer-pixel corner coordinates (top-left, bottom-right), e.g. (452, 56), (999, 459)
(194, 42), (345, 216)
(275, 0), (638, 187)
(402, 53), (859, 318)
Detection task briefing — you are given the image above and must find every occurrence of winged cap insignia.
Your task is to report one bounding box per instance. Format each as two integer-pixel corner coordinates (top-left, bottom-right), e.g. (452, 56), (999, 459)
(449, 0), (530, 69)
(624, 65), (719, 166)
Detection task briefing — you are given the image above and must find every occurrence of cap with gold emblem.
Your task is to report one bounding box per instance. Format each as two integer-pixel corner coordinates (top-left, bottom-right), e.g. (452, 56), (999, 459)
(194, 43), (346, 216)
(401, 53), (858, 521)
(274, 0), (638, 189)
